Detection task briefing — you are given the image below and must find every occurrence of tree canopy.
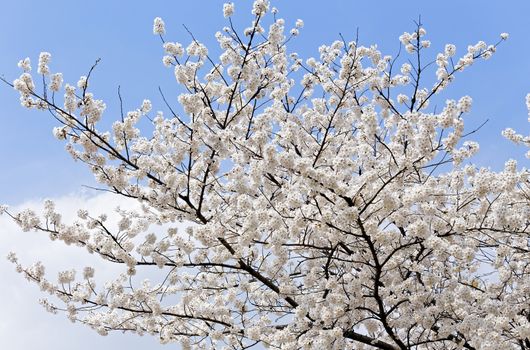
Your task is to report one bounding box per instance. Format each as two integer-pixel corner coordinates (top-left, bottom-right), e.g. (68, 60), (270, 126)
(3, 1), (530, 349)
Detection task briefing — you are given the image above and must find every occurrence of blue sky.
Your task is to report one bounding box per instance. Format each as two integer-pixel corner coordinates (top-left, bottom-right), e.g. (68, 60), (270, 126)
(0, 1), (528, 349)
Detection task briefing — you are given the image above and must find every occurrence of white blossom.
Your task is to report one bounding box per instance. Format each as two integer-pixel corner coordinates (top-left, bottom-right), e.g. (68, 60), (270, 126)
(17, 57), (31, 72)
(295, 19), (304, 28)
(140, 99), (152, 114)
(223, 2), (234, 18)
(445, 43), (456, 57)
(37, 52), (51, 75)
(153, 17), (165, 35)
(50, 73), (63, 92)
(77, 75), (88, 89)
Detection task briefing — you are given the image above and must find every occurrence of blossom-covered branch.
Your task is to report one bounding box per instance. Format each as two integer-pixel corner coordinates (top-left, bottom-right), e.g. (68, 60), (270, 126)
(3, 1), (530, 349)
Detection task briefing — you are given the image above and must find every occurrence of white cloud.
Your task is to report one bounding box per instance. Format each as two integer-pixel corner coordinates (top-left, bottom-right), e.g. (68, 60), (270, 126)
(0, 192), (172, 349)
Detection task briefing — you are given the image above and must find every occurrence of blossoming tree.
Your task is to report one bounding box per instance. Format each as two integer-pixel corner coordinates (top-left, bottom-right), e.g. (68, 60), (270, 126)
(3, 1), (530, 349)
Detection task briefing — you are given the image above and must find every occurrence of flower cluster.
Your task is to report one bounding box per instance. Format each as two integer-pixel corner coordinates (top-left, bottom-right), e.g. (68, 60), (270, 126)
(153, 17), (165, 35)
(223, 2), (234, 18)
